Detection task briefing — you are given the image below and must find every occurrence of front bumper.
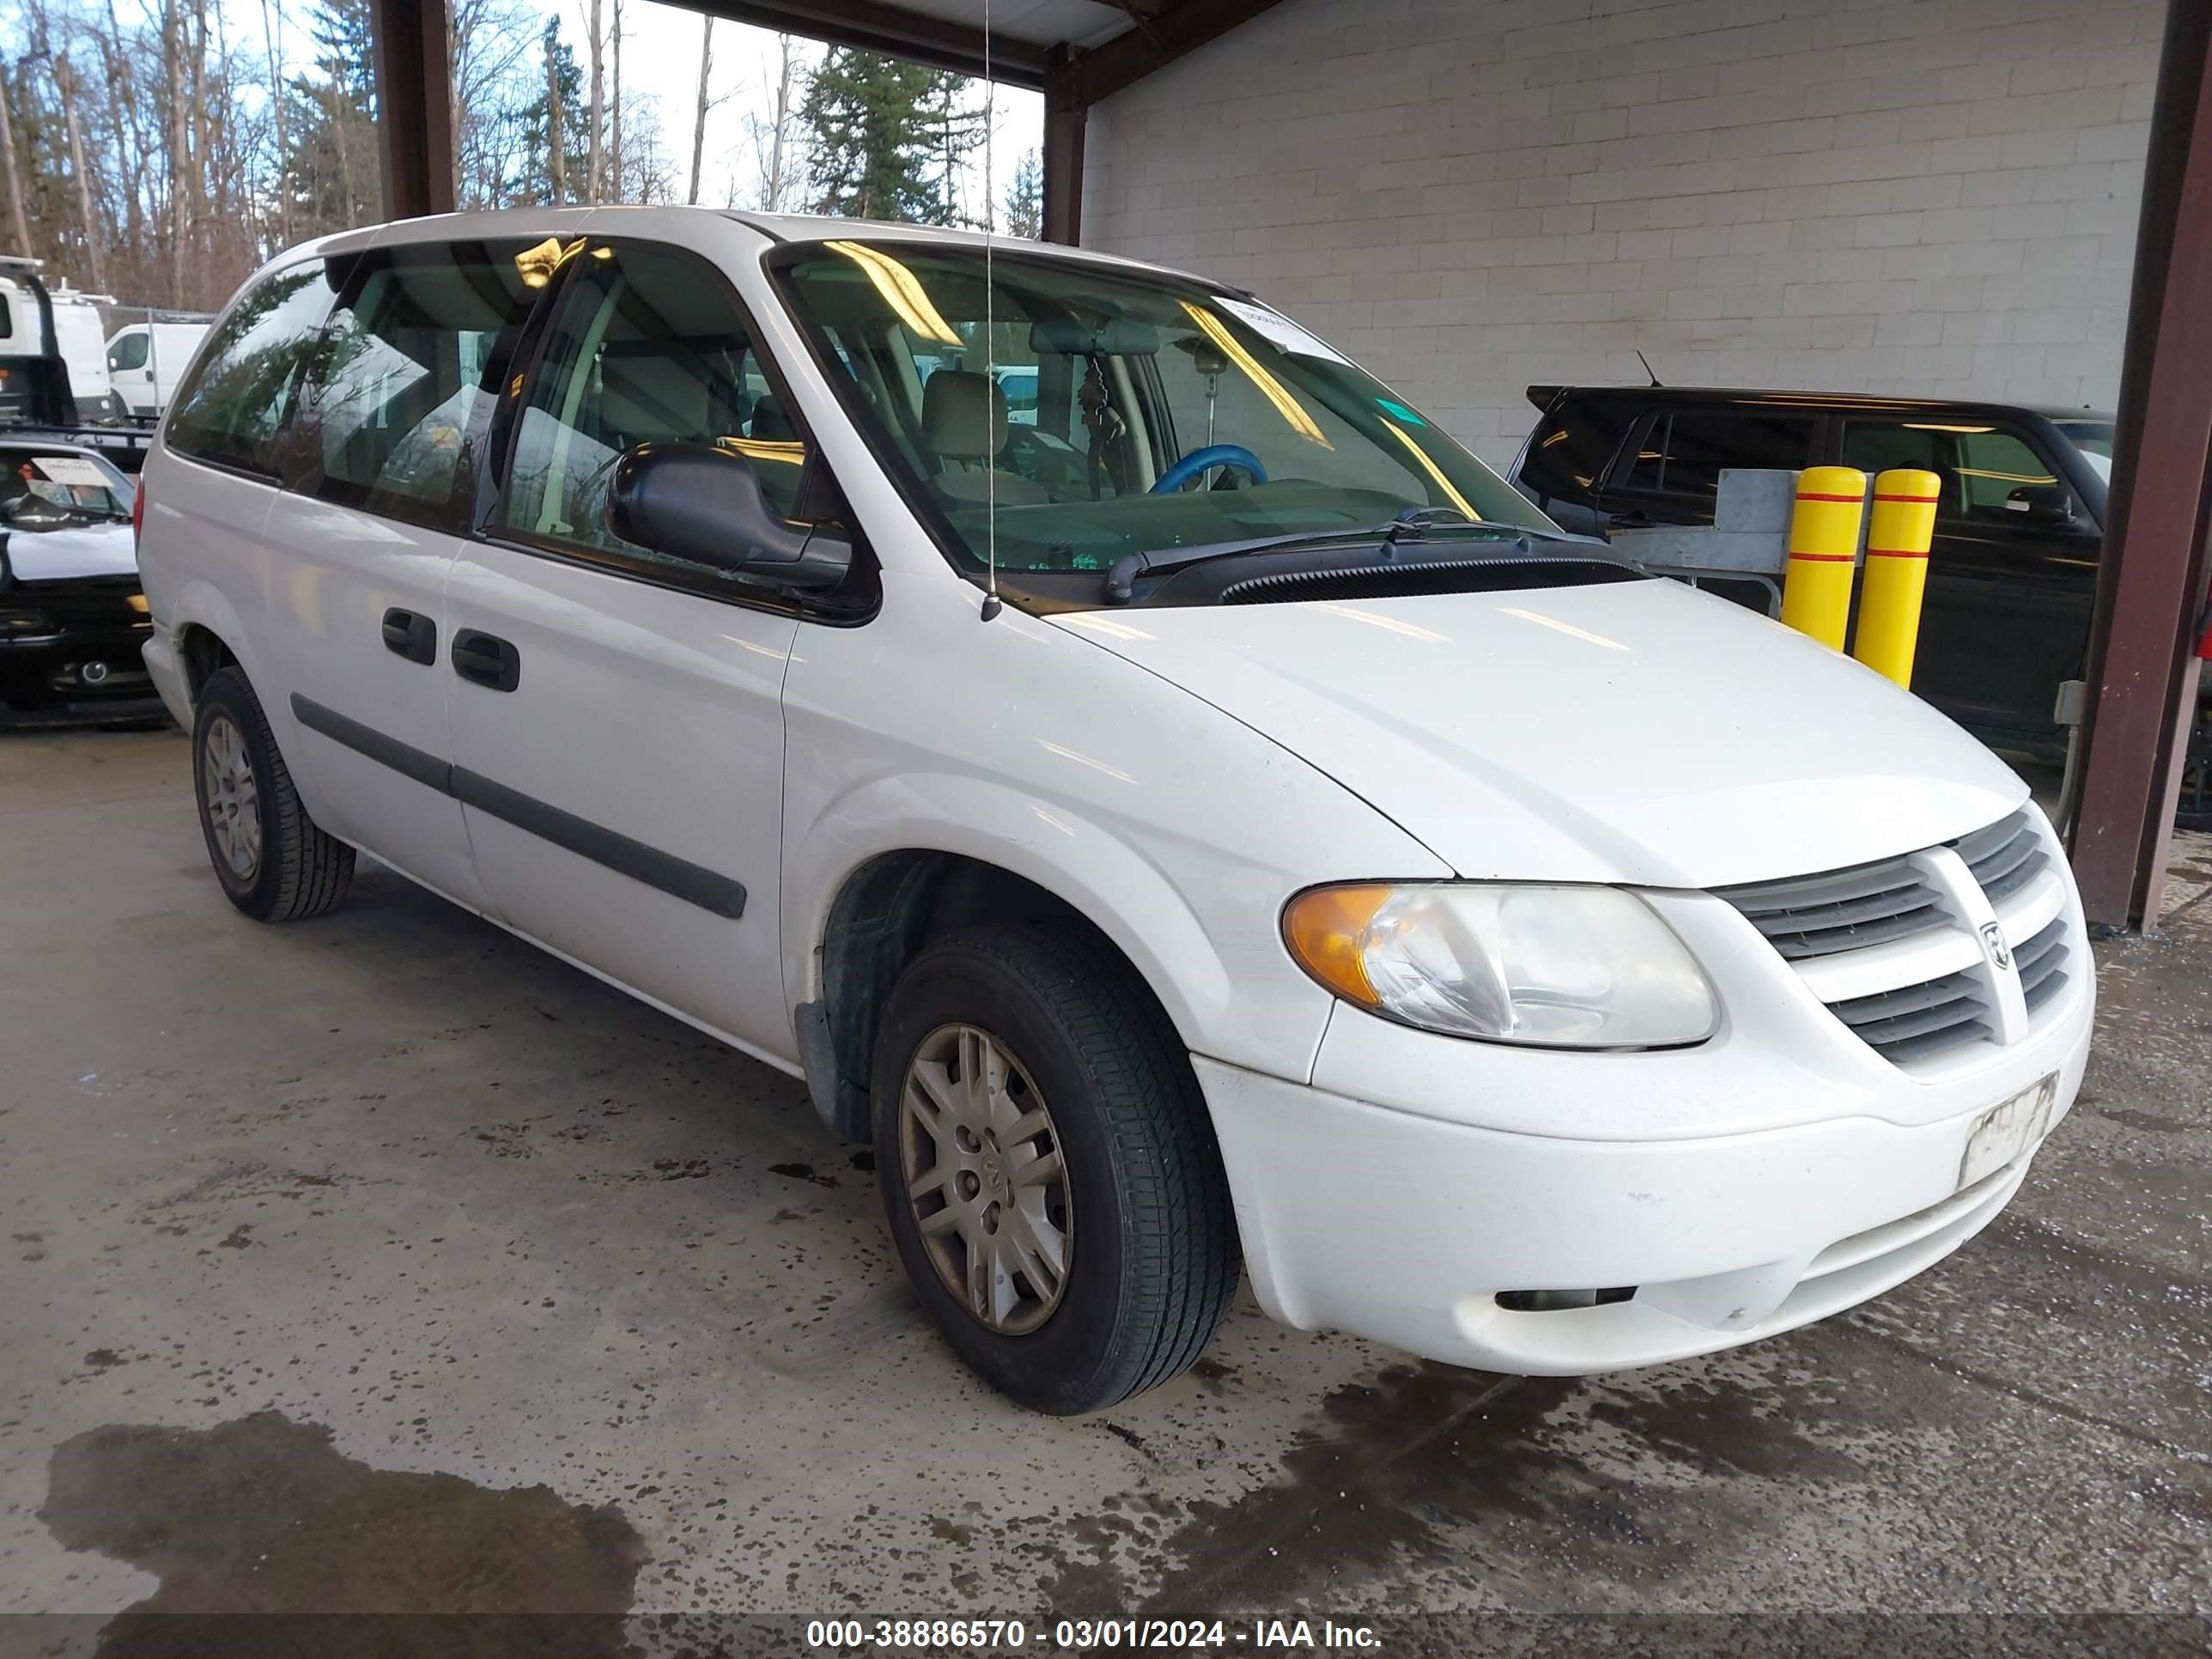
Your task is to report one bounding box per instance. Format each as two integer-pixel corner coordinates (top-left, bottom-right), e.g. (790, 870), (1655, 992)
(0, 576), (157, 708)
(1198, 882), (2095, 1376)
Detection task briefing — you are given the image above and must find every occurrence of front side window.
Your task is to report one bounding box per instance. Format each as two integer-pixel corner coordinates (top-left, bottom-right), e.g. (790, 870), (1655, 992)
(774, 241), (1553, 578)
(1842, 421), (2075, 524)
(166, 261), (349, 476)
(499, 243), (813, 584)
(108, 331), (149, 372)
(289, 242), (539, 532)
(2054, 418), (2114, 483)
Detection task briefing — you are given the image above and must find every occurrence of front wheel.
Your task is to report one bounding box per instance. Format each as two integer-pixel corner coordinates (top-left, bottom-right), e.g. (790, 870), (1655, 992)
(871, 922), (1239, 1414)
(191, 665), (355, 921)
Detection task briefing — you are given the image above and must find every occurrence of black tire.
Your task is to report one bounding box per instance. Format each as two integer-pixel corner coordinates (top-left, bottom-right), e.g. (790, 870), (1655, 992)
(871, 921), (1239, 1415)
(191, 665), (355, 921)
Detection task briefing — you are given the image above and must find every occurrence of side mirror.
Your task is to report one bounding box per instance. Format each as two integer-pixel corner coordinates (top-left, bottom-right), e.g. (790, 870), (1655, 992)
(606, 441), (852, 590)
(2004, 483), (2075, 526)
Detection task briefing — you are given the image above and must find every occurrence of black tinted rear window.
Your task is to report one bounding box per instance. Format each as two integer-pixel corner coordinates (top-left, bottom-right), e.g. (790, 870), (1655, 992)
(1518, 396), (1634, 506)
(1622, 411), (1815, 501)
(166, 260), (350, 476)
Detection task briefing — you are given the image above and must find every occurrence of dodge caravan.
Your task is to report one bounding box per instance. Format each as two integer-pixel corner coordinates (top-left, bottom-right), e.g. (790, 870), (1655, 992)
(137, 210), (2094, 1414)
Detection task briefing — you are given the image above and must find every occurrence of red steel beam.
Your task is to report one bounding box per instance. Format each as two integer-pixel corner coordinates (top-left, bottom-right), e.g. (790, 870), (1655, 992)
(1042, 49), (1087, 246)
(368, 0), (457, 220)
(671, 0), (1048, 88)
(2071, 0), (2212, 928)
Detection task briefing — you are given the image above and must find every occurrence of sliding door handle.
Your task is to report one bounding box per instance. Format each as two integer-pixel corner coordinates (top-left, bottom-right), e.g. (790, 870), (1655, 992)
(450, 629), (521, 692)
(380, 607), (437, 665)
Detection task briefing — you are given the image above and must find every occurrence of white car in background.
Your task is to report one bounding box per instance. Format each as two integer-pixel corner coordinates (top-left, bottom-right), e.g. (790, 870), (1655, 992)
(0, 440), (154, 714)
(133, 210), (2092, 1413)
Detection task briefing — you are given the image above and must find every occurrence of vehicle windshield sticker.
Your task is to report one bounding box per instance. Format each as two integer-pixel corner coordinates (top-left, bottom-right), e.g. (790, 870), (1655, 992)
(1376, 398), (1426, 426)
(1212, 297), (1354, 368)
(30, 456), (109, 488)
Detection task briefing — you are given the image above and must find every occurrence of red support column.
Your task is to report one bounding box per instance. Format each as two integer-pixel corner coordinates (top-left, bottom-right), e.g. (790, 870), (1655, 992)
(370, 0), (458, 221)
(1042, 50), (1086, 247)
(2071, 0), (2212, 928)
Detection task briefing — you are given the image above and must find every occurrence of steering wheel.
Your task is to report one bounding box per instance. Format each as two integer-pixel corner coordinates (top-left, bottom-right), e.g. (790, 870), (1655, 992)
(1150, 444), (1268, 495)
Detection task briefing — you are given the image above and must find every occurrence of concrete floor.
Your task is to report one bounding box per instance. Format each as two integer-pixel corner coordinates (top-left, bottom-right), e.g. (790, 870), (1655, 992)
(3, 725), (2209, 1644)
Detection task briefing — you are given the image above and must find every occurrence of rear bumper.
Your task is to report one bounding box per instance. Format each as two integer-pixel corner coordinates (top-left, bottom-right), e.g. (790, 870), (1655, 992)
(1195, 974), (2091, 1375)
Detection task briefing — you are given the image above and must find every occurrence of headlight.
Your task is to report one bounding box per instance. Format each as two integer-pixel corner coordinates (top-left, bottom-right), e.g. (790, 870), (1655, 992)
(1282, 883), (1718, 1048)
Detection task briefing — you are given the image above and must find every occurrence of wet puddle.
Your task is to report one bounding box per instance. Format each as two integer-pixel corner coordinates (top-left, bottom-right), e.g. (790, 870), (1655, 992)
(41, 1410), (644, 1656)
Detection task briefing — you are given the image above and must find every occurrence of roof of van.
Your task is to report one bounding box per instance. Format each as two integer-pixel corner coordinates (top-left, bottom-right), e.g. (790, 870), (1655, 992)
(270, 205), (1220, 292)
(1526, 384), (2116, 424)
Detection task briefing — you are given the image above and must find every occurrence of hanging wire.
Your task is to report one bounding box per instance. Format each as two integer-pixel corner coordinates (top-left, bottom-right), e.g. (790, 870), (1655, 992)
(979, 0), (1002, 621)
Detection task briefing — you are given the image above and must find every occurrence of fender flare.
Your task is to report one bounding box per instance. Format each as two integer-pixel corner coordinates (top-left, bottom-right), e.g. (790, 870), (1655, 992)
(784, 770), (1237, 1060)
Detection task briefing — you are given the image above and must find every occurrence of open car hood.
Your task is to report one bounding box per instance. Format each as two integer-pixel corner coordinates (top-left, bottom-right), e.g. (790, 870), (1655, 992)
(1049, 576), (2028, 889)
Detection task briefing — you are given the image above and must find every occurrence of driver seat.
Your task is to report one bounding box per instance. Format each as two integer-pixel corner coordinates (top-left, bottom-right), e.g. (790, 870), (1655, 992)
(923, 371), (1048, 506)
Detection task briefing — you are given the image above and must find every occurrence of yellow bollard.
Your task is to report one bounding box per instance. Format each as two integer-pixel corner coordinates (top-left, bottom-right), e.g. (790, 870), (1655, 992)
(1779, 466), (1867, 653)
(1853, 468), (1942, 688)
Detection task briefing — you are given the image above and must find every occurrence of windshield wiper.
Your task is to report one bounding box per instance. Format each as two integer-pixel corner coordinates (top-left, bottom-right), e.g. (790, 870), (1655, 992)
(1102, 514), (1545, 605)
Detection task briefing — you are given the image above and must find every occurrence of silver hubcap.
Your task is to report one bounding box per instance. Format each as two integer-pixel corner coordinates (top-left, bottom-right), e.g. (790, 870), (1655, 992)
(201, 713), (261, 882)
(901, 1023), (1073, 1334)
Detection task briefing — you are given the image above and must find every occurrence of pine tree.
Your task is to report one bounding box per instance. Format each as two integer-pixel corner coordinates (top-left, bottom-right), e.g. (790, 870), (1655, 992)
(513, 18), (586, 205)
(1005, 147), (1041, 240)
(800, 47), (969, 225)
(282, 0), (380, 231)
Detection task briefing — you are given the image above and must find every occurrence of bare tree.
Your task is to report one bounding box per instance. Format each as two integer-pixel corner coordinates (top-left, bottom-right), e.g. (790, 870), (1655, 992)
(547, 28), (566, 204)
(749, 33), (799, 214)
(0, 59), (33, 256)
(585, 0), (602, 200)
(686, 16), (712, 206)
(257, 0), (287, 241)
(52, 52), (105, 289)
(609, 0), (622, 201)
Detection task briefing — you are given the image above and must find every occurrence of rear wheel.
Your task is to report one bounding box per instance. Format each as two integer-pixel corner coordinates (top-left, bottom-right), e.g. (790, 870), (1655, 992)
(871, 922), (1238, 1414)
(191, 665), (354, 921)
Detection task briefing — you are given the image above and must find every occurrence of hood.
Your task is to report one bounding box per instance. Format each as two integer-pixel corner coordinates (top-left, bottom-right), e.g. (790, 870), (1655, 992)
(1049, 577), (2027, 889)
(1, 520), (138, 582)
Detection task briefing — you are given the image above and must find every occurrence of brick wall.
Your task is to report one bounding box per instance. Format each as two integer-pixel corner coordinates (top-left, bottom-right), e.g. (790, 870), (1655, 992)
(1080, 0), (2162, 463)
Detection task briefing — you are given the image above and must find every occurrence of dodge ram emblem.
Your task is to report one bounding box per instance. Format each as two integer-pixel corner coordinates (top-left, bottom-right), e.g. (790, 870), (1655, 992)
(1979, 920), (2011, 971)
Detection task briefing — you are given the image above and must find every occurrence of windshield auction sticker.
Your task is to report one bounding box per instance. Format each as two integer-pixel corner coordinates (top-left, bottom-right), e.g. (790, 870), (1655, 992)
(29, 456), (111, 489)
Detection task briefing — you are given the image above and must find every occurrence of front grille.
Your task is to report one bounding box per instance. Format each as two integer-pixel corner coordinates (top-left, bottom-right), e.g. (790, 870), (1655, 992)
(1958, 811), (2047, 903)
(2014, 915), (2069, 1014)
(1718, 806), (2079, 1071)
(1723, 856), (1942, 960)
(1828, 969), (1992, 1065)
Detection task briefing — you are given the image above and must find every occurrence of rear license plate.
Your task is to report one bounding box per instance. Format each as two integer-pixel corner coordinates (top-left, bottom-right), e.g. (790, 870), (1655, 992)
(1959, 1072), (2059, 1191)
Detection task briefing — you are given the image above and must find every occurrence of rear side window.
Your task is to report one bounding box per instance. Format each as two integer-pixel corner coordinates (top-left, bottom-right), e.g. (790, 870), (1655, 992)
(288, 241), (539, 533)
(1620, 410), (1815, 501)
(166, 261), (349, 476)
(1518, 397), (1633, 505)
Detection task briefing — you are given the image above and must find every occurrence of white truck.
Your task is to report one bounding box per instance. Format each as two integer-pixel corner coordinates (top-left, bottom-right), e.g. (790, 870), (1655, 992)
(0, 261), (112, 418)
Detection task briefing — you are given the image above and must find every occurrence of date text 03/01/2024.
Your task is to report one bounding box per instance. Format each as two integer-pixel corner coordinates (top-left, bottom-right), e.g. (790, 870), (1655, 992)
(804, 1617), (1386, 1650)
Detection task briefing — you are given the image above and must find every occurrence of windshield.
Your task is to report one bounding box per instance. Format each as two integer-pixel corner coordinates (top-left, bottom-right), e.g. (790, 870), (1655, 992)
(0, 447), (134, 529)
(2054, 419), (2115, 483)
(775, 242), (1556, 576)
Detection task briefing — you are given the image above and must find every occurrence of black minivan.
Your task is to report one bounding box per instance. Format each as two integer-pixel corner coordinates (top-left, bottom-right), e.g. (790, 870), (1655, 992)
(1508, 387), (2115, 764)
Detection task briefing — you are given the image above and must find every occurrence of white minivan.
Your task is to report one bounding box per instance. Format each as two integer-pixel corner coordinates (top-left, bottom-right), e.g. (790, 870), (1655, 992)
(136, 210), (2093, 1413)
